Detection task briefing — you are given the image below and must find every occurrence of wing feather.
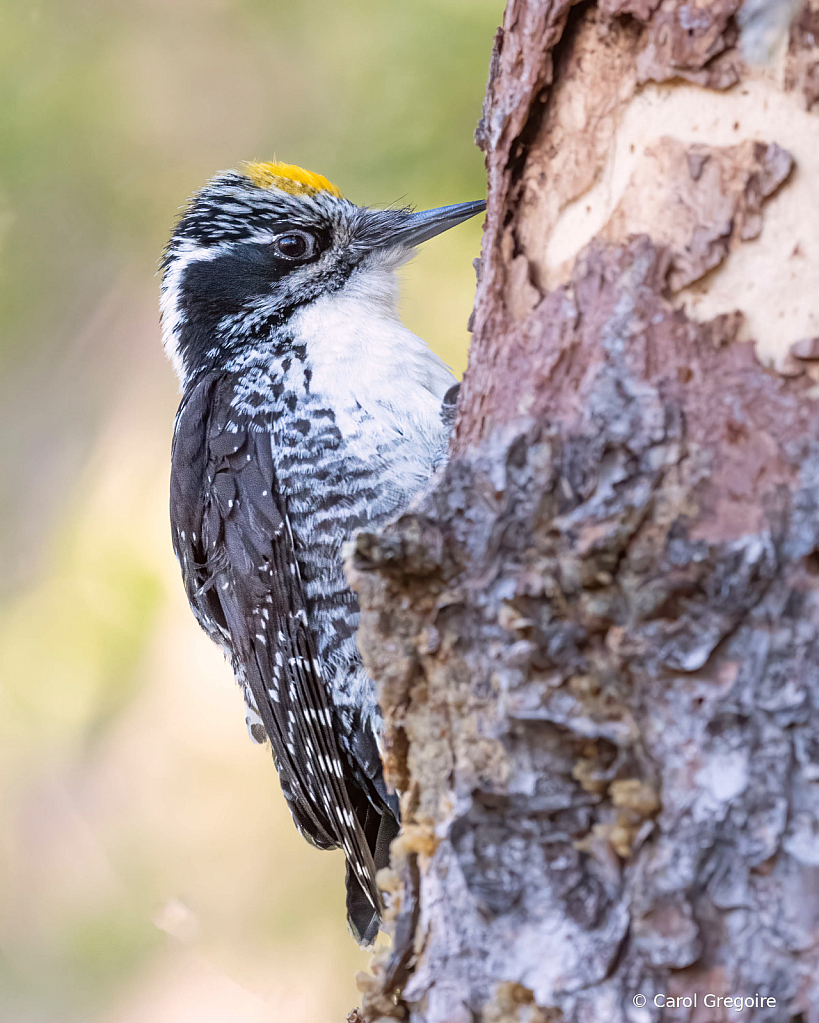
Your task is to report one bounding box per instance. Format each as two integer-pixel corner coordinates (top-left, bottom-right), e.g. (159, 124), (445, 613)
(170, 372), (381, 920)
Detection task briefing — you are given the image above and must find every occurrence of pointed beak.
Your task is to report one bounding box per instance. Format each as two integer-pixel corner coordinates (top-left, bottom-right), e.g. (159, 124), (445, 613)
(381, 199), (486, 248)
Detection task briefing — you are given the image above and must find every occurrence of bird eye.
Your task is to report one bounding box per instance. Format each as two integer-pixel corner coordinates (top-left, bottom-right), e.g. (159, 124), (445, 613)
(274, 232), (314, 260)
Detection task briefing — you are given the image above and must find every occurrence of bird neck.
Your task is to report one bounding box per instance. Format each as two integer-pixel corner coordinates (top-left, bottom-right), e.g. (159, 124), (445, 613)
(288, 265), (456, 412)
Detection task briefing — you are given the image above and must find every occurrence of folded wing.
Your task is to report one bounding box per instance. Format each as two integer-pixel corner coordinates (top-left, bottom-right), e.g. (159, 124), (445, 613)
(170, 372), (383, 940)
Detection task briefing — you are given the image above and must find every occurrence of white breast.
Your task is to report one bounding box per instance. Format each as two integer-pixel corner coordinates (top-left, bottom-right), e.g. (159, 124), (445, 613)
(290, 261), (457, 449)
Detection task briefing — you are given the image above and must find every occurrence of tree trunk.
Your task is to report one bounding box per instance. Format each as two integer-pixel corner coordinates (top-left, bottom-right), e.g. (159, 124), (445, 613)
(349, 3), (819, 1021)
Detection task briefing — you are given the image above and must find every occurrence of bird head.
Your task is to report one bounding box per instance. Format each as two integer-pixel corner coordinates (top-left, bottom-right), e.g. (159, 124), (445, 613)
(160, 160), (485, 389)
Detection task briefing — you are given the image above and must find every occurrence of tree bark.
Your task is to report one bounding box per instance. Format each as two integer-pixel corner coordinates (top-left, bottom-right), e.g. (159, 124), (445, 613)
(349, 3), (819, 1021)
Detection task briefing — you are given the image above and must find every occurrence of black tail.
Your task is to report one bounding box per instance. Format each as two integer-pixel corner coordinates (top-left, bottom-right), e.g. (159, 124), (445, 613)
(345, 788), (400, 945)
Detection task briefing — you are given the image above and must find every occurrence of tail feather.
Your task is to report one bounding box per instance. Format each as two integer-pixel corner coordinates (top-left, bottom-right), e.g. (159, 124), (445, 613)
(345, 791), (400, 945)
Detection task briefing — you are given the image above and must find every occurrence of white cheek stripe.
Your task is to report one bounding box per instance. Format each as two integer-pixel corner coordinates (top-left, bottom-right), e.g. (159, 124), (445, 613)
(160, 242), (221, 388)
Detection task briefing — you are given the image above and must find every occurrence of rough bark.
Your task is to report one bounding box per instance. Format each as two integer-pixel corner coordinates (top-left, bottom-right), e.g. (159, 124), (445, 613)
(349, 3), (819, 1021)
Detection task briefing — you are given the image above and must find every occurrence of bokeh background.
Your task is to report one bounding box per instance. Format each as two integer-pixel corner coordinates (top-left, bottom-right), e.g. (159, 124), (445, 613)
(0, 1), (501, 1019)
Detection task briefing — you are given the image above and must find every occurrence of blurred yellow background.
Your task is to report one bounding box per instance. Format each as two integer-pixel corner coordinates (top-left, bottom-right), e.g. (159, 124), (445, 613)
(0, 1), (500, 1019)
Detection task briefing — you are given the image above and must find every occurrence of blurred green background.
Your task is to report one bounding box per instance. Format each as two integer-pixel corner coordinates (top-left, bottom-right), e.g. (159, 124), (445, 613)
(0, 1), (499, 1019)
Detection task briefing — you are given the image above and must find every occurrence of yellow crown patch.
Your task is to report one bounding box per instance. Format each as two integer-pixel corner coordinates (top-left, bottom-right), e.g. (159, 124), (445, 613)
(239, 160), (343, 198)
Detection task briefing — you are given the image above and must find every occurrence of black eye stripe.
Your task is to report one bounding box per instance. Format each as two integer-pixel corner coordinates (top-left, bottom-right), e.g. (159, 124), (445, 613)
(179, 231), (332, 321)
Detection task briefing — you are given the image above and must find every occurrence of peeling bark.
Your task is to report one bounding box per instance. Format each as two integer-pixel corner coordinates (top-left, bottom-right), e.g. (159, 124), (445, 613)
(598, 139), (792, 290)
(348, 3), (819, 1022)
(786, 0), (819, 109)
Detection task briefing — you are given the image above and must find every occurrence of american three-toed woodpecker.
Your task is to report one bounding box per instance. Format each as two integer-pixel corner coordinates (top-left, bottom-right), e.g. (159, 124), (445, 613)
(160, 160), (484, 943)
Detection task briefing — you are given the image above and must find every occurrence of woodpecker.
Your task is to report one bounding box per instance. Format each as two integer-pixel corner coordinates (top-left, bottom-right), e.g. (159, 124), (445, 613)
(160, 160), (484, 944)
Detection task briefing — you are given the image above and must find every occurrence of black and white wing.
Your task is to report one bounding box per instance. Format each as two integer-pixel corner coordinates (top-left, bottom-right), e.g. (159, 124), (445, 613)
(170, 371), (384, 942)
